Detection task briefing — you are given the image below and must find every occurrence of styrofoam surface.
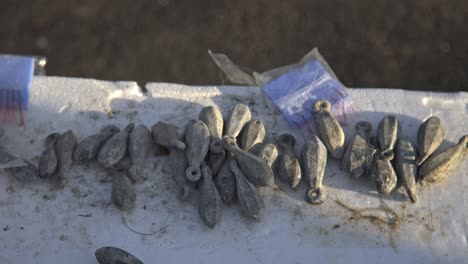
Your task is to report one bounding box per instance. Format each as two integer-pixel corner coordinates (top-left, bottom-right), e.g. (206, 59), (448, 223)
(0, 76), (467, 264)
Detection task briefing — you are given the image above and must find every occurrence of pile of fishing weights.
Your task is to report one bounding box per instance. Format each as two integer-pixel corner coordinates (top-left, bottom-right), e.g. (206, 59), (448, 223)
(7, 99), (466, 229)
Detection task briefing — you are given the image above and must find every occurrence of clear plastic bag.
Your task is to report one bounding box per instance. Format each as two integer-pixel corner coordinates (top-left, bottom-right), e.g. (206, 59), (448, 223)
(209, 48), (352, 137)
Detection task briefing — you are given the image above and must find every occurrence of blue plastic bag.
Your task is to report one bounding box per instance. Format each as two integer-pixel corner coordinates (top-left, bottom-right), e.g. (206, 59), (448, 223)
(210, 48), (353, 138)
(0, 54), (37, 125)
(262, 58), (351, 137)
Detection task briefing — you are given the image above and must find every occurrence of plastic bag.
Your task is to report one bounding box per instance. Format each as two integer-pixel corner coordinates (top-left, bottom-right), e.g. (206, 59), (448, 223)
(0, 54), (46, 126)
(209, 48), (352, 137)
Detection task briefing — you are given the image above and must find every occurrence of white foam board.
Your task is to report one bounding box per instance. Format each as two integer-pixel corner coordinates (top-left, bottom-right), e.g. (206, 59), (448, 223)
(0, 76), (467, 263)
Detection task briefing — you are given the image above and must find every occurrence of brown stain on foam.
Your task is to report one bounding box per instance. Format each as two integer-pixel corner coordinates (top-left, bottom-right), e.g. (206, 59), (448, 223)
(336, 199), (401, 252)
(416, 226), (433, 243)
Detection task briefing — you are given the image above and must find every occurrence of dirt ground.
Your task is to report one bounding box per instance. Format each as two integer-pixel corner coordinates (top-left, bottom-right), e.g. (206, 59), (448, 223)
(1, 1), (467, 91)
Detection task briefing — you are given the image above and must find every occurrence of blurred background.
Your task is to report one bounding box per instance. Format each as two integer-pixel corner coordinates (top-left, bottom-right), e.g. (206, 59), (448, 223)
(1, 0), (467, 91)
